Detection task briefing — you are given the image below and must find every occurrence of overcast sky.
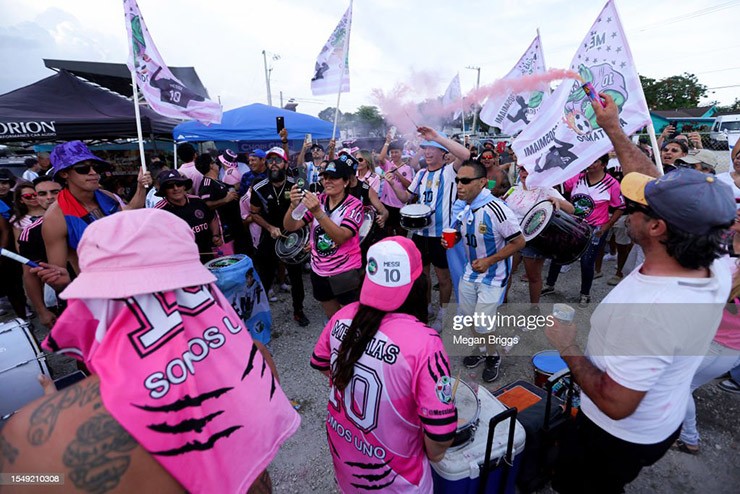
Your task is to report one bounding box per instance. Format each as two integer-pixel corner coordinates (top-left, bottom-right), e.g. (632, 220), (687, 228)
(1, 0), (737, 117)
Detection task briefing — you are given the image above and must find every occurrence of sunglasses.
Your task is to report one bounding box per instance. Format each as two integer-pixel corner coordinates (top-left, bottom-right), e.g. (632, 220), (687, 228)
(624, 199), (656, 217)
(162, 182), (186, 190)
(72, 163), (107, 175)
(36, 189), (61, 197)
(266, 157), (284, 164)
(454, 176), (485, 185)
(357, 158), (365, 163)
(21, 193), (37, 200)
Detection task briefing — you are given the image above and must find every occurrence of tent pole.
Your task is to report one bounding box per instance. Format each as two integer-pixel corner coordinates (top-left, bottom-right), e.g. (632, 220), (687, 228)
(130, 70), (148, 177)
(174, 142), (178, 169)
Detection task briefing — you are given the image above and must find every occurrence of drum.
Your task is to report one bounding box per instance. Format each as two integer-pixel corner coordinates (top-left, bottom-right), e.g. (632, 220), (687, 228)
(275, 227), (310, 265)
(0, 318), (50, 421)
(520, 200), (592, 264)
(532, 350), (568, 389)
(450, 378), (481, 450)
(206, 254), (252, 293)
(359, 208), (376, 245)
(400, 204), (433, 232)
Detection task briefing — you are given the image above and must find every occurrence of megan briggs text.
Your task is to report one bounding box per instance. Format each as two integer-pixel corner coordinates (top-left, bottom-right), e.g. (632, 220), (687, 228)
(453, 334), (520, 347)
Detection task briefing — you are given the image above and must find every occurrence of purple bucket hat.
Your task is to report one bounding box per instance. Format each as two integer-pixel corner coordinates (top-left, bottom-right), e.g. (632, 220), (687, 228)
(50, 141), (110, 177)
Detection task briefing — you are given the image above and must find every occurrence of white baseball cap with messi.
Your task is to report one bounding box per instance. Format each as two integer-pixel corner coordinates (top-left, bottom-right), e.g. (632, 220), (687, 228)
(360, 236), (422, 311)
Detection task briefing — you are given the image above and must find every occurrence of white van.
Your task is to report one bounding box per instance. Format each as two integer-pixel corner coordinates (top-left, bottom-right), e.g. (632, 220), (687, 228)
(709, 114), (740, 150)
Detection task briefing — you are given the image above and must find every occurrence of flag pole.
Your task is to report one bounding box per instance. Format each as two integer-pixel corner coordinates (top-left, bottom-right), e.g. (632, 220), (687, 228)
(537, 28), (547, 71)
(130, 70), (148, 176)
(646, 122), (664, 175)
(331, 0), (352, 140)
(332, 90), (342, 140)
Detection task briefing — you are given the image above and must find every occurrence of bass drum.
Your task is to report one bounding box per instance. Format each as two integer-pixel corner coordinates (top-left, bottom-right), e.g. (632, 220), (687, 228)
(520, 200), (592, 265)
(359, 208), (377, 245)
(275, 227), (310, 265)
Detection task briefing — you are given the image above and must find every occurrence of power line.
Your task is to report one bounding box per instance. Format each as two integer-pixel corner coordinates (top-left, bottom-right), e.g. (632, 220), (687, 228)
(636, 0), (740, 31)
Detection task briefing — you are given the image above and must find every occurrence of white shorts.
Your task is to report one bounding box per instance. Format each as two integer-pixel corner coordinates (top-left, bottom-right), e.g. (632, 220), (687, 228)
(611, 215), (630, 246)
(457, 278), (506, 334)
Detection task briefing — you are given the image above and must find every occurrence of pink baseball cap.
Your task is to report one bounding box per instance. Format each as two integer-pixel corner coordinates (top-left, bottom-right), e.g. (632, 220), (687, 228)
(266, 146), (287, 161)
(360, 236), (422, 311)
(60, 209), (216, 299)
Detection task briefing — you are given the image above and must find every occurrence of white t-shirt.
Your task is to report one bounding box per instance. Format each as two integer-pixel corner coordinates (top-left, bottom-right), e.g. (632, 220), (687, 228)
(716, 172), (740, 210)
(581, 258), (731, 444)
(504, 184), (565, 222)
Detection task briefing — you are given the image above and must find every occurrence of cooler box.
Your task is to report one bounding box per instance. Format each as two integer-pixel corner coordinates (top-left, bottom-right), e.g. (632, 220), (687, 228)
(432, 384), (526, 494)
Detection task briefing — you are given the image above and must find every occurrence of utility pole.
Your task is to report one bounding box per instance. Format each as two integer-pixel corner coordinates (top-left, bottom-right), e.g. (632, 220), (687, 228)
(262, 50), (272, 106)
(466, 65), (481, 134)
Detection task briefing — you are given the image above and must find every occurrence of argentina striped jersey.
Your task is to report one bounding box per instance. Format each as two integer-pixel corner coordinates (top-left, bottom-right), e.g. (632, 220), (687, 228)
(407, 163), (457, 237)
(460, 198), (522, 286)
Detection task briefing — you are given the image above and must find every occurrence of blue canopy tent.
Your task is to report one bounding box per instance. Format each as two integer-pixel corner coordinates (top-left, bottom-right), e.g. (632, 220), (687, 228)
(173, 103), (334, 148)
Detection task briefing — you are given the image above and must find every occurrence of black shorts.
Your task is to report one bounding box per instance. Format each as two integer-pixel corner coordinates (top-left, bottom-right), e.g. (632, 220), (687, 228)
(310, 270), (362, 304)
(385, 206), (402, 229)
(412, 234), (448, 269)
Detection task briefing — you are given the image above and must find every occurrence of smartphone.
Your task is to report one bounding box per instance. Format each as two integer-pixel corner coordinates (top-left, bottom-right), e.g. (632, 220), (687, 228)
(668, 120), (679, 139)
(276, 116), (285, 134)
(305, 133), (312, 145)
(389, 126), (397, 139)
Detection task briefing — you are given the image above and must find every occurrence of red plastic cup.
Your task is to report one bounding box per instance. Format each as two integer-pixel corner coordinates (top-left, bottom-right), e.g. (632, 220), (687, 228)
(442, 228), (457, 249)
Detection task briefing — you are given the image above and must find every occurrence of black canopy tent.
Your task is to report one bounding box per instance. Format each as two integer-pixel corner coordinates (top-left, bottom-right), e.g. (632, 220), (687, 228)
(0, 70), (179, 143)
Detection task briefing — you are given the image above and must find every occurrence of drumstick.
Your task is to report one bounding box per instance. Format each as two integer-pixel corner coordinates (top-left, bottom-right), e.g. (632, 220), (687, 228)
(403, 109), (419, 128)
(451, 369), (462, 401)
(0, 248), (39, 268)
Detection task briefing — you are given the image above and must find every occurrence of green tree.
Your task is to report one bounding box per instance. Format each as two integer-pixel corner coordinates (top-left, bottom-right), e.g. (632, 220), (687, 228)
(352, 105), (385, 136)
(318, 107), (339, 122)
(639, 73), (707, 110)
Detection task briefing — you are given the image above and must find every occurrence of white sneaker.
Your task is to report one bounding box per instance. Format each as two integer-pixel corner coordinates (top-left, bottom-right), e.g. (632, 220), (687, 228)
(603, 253), (617, 262)
(560, 264), (571, 273)
(268, 289), (278, 302)
(279, 283), (291, 293)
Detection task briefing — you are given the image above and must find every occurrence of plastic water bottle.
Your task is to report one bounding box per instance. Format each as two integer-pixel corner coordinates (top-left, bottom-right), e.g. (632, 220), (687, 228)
(591, 226), (601, 245)
(291, 202), (308, 220)
(552, 303), (575, 323)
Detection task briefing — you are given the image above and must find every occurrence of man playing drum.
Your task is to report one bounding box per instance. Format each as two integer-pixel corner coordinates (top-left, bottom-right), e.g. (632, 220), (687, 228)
(387, 127), (470, 329)
(444, 161), (525, 382)
(250, 147), (310, 327)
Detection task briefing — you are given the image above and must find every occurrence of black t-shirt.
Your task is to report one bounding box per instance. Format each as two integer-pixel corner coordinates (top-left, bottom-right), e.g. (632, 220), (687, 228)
(250, 177), (296, 229)
(160, 197), (214, 256)
(17, 217), (46, 263)
(348, 181), (371, 208)
(199, 177), (243, 243)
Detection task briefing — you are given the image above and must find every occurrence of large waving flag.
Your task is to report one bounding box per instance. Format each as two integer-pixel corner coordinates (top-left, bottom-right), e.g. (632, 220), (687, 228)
(512, 0), (651, 188)
(480, 34), (548, 135)
(123, 0), (222, 124)
(442, 73), (463, 120)
(311, 1), (353, 96)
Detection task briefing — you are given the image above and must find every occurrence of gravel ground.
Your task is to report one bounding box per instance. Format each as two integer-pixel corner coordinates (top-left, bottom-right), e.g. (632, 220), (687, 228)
(6, 253), (738, 493)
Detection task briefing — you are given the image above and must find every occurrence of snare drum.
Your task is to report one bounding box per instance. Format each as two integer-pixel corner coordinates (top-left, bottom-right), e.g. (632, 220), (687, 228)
(450, 378), (480, 450)
(400, 204), (433, 232)
(0, 318), (50, 420)
(359, 208), (376, 245)
(275, 227), (310, 265)
(532, 350), (568, 389)
(520, 200), (592, 264)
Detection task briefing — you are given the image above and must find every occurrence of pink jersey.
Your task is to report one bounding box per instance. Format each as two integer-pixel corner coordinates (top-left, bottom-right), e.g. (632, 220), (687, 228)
(178, 161), (204, 195)
(310, 303), (457, 493)
(380, 160), (415, 209)
(565, 172), (624, 227)
(43, 285), (300, 494)
(303, 193), (363, 277)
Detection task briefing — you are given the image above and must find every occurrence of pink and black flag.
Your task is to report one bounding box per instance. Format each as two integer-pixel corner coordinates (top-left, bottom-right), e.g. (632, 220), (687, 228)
(123, 0), (222, 124)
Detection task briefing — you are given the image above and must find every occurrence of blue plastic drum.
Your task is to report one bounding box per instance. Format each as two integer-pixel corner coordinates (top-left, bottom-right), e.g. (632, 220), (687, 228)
(532, 350), (568, 389)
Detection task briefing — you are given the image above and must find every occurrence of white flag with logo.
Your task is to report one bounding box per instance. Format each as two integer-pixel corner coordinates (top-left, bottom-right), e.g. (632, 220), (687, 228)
(512, 0), (650, 188)
(442, 73), (463, 120)
(123, 0), (222, 124)
(479, 34), (548, 135)
(311, 2), (353, 96)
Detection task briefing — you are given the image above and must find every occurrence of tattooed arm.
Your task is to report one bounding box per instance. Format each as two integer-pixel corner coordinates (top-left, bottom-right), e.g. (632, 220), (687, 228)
(0, 375), (184, 493)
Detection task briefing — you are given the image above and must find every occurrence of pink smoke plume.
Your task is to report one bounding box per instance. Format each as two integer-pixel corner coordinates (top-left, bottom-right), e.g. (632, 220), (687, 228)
(371, 68), (578, 136)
